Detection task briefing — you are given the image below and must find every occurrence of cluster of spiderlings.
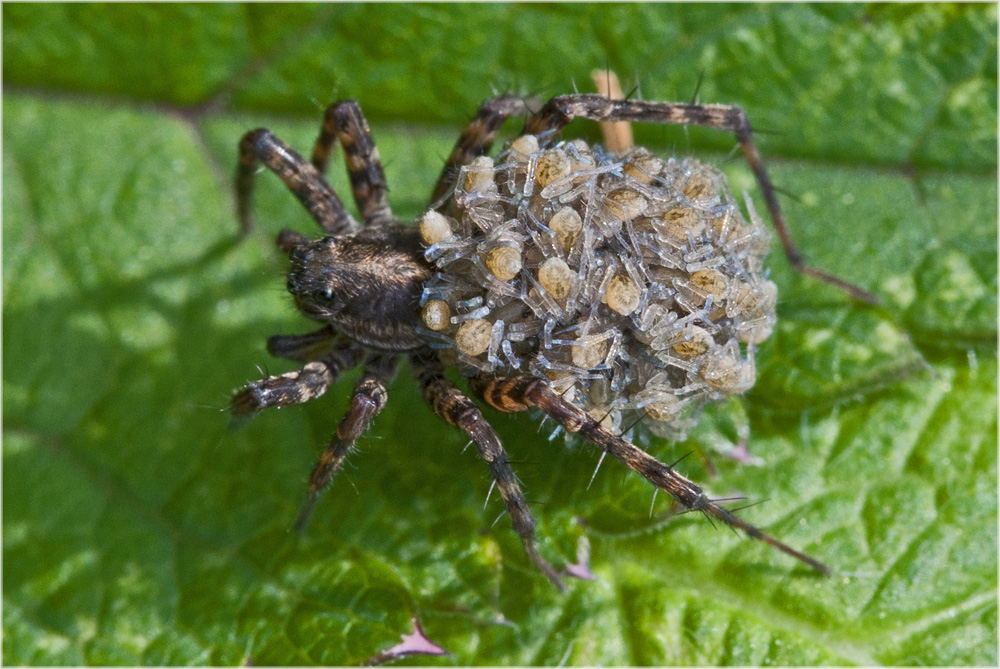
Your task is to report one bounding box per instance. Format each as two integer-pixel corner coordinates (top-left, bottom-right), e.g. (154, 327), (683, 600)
(417, 134), (777, 441)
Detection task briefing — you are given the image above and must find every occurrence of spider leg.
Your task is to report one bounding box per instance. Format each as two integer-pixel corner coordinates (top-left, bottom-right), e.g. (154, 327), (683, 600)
(430, 94), (530, 206)
(523, 94), (878, 304)
(294, 354), (398, 532)
(236, 128), (358, 237)
(411, 353), (565, 590)
(266, 327), (356, 364)
(231, 340), (364, 416)
(472, 374), (830, 575)
(311, 100), (394, 227)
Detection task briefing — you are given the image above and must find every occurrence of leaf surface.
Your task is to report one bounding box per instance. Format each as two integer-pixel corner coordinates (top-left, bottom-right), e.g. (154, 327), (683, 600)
(4, 4), (996, 666)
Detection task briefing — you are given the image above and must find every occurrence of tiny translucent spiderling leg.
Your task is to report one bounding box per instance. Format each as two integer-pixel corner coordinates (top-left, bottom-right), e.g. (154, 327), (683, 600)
(430, 94), (530, 206)
(230, 336), (365, 417)
(310, 100), (394, 227)
(236, 127), (358, 236)
(472, 374), (831, 576)
(411, 353), (565, 590)
(294, 354), (399, 532)
(523, 94), (878, 304)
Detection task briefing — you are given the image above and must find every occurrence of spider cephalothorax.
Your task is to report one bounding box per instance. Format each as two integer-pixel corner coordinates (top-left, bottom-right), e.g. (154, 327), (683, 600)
(283, 227), (431, 351)
(231, 90), (876, 589)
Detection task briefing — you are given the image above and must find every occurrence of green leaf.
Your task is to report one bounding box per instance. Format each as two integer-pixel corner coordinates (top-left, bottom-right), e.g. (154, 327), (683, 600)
(4, 4), (996, 666)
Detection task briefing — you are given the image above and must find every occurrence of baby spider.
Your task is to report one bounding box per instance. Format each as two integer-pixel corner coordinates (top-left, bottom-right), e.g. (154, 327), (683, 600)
(231, 88), (876, 589)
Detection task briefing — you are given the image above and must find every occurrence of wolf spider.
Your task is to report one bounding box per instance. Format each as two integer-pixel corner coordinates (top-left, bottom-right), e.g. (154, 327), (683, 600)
(231, 91), (876, 589)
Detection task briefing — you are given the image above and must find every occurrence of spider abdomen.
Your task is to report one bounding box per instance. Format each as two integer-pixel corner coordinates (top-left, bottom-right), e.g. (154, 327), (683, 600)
(419, 137), (777, 439)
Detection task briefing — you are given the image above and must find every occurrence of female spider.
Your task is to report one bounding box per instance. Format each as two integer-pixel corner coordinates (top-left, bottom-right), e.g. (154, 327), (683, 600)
(231, 91), (875, 589)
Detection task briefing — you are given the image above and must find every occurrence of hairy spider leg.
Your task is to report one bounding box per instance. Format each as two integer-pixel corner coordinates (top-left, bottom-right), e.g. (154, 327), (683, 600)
(472, 374), (830, 576)
(266, 325), (342, 363)
(237, 128), (359, 237)
(411, 353), (566, 590)
(311, 100), (394, 227)
(294, 354), (399, 532)
(430, 94), (531, 207)
(230, 336), (364, 417)
(522, 94), (878, 304)
(230, 239), (367, 418)
(230, 362), (335, 417)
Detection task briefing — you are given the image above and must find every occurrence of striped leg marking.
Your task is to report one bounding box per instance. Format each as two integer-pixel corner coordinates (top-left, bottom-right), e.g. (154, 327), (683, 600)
(522, 94), (877, 304)
(311, 100), (394, 226)
(430, 94), (530, 207)
(472, 374), (830, 575)
(413, 354), (565, 589)
(236, 128), (358, 236)
(294, 355), (398, 531)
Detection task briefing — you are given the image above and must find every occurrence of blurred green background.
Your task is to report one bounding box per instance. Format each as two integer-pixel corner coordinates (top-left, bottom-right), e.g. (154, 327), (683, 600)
(4, 4), (997, 666)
